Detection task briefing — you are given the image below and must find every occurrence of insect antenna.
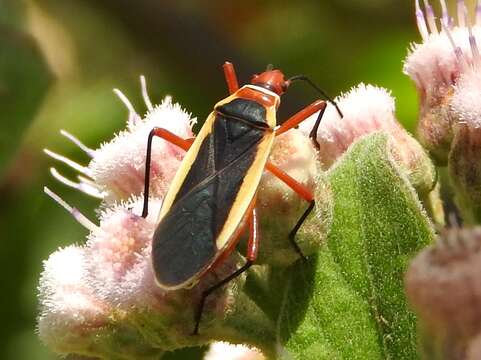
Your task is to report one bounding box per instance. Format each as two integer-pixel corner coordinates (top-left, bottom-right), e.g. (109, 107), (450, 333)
(288, 75), (343, 118)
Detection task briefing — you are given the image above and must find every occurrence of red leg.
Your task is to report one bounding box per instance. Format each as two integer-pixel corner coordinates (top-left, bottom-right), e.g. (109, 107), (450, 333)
(275, 100), (326, 137)
(193, 208), (259, 335)
(150, 127), (193, 151)
(265, 162), (314, 202)
(141, 127), (194, 218)
(246, 207), (260, 261)
(265, 162), (314, 260)
(223, 62), (240, 95)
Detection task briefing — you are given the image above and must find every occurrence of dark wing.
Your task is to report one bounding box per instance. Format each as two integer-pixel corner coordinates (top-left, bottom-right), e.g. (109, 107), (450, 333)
(152, 106), (268, 288)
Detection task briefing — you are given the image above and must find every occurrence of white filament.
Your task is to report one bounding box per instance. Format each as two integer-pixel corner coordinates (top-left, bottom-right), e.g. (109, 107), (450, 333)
(50, 168), (105, 199)
(44, 186), (98, 232)
(140, 75), (154, 111)
(60, 129), (95, 158)
(416, 0), (430, 40)
(44, 148), (93, 177)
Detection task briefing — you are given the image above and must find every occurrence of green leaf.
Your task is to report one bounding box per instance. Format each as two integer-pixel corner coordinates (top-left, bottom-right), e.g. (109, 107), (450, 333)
(281, 133), (434, 359)
(0, 25), (52, 176)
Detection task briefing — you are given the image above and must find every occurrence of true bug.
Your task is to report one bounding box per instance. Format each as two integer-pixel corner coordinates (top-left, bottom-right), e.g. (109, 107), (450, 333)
(141, 62), (342, 335)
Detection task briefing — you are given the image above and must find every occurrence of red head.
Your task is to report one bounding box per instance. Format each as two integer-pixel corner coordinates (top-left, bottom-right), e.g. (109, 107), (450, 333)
(251, 69), (290, 96)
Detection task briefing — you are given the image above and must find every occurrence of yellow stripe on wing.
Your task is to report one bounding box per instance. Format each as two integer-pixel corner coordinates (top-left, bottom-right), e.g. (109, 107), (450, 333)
(157, 112), (216, 221)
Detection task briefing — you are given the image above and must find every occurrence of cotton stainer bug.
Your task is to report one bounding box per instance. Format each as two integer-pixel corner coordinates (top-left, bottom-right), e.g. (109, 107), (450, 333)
(140, 62), (342, 335)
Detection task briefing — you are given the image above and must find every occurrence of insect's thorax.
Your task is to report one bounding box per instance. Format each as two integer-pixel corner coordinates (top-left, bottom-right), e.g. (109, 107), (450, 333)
(214, 85), (279, 129)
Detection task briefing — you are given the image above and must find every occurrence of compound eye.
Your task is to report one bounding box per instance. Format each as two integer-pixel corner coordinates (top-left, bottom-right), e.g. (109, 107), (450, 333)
(281, 81), (289, 92)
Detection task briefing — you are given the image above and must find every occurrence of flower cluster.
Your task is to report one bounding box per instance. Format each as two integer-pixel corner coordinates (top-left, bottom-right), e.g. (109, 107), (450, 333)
(404, 0), (481, 223)
(404, 0), (481, 162)
(39, 77), (334, 358)
(39, 79), (243, 358)
(39, 67), (438, 359)
(300, 84), (436, 197)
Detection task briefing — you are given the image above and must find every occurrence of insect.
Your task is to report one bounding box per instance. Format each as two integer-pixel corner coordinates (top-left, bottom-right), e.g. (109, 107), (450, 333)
(140, 62), (342, 335)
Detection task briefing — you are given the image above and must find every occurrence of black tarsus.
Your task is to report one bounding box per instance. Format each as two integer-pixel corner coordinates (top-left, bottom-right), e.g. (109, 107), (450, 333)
(288, 75), (343, 150)
(289, 200), (315, 262)
(309, 104), (327, 150)
(288, 75), (343, 118)
(193, 260), (254, 335)
(141, 128), (158, 218)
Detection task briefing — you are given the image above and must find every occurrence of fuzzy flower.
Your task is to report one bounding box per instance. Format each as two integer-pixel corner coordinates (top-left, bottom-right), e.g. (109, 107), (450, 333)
(404, 0), (481, 163)
(451, 69), (481, 127)
(39, 190), (244, 355)
(405, 225), (481, 359)
(38, 245), (110, 354)
(406, 1), (481, 221)
(44, 76), (196, 203)
(299, 83), (436, 197)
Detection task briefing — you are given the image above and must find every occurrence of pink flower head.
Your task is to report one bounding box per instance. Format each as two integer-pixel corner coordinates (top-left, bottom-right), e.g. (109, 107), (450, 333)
(451, 68), (481, 127)
(404, 0), (481, 163)
(44, 76), (195, 203)
(299, 84), (435, 195)
(300, 84), (398, 169)
(404, 0), (481, 98)
(85, 197), (162, 307)
(37, 245), (111, 354)
(39, 188), (241, 353)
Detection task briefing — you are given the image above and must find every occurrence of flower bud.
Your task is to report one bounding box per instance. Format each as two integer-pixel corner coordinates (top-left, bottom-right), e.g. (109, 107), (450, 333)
(448, 121), (481, 223)
(37, 246), (162, 359)
(44, 77), (195, 203)
(300, 83), (437, 197)
(38, 246), (110, 353)
(405, 226), (481, 359)
(89, 96), (195, 202)
(404, 0), (481, 164)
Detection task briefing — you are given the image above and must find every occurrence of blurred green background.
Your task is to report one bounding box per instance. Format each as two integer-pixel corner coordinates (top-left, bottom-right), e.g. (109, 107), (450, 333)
(0, 0), (448, 358)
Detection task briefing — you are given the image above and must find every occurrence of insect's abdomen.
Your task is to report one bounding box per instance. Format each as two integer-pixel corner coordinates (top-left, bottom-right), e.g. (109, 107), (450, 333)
(152, 97), (275, 290)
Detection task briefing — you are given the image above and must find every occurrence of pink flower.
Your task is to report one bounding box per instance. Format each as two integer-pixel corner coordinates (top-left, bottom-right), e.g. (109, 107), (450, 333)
(404, 0), (481, 163)
(44, 76), (195, 203)
(299, 84), (436, 196)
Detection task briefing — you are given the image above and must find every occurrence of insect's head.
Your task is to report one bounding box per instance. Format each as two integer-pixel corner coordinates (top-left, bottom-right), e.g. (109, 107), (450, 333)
(251, 65), (290, 96)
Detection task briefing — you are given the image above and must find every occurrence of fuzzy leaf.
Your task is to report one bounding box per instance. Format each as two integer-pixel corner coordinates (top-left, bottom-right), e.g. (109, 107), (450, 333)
(282, 133), (434, 359)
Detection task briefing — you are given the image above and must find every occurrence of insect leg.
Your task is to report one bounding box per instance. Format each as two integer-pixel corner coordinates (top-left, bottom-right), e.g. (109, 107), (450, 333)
(276, 100), (326, 136)
(275, 100), (327, 150)
(141, 127), (194, 218)
(265, 162), (314, 260)
(223, 62), (240, 94)
(193, 208), (259, 335)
